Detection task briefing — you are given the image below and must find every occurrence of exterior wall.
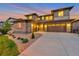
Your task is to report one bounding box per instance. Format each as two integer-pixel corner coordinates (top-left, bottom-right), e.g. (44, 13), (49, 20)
(12, 22), (31, 33)
(33, 15), (38, 20)
(26, 23), (31, 33)
(54, 9), (70, 20)
(72, 21), (79, 31)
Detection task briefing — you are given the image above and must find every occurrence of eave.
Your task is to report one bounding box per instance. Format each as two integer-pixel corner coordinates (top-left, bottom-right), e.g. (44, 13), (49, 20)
(36, 19), (75, 24)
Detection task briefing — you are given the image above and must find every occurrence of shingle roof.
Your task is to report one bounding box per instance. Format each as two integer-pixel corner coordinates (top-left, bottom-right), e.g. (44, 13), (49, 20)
(51, 6), (73, 12)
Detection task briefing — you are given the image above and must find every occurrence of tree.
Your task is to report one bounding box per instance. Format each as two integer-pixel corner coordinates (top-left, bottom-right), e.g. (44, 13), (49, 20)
(0, 20), (11, 34)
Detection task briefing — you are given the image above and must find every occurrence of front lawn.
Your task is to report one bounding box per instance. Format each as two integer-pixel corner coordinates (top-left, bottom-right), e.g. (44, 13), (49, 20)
(0, 35), (19, 56)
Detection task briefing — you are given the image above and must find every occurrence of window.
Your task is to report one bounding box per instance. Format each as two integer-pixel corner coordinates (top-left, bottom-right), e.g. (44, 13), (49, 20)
(46, 16), (53, 21)
(36, 17), (40, 20)
(17, 23), (22, 29)
(46, 16), (49, 20)
(58, 10), (64, 16)
(42, 16), (44, 20)
(29, 16), (32, 19)
(66, 23), (71, 32)
(49, 16), (53, 20)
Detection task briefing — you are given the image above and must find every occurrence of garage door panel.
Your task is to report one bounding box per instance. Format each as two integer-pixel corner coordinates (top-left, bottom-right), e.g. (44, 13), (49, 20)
(47, 26), (66, 32)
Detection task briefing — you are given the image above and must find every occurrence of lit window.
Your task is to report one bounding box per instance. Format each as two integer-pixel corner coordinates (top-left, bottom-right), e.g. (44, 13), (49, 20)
(46, 16), (49, 20)
(38, 18), (40, 20)
(49, 16), (53, 20)
(42, 16), (44, 20)
(29, 16), (32, 19)
(66, 23), (71, 32)
(58, 10), (64, 16)
(18, 23), (22, 28)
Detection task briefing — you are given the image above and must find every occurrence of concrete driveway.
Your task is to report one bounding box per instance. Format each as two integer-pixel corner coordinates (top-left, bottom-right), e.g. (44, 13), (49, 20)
(20, 32), (79, 56)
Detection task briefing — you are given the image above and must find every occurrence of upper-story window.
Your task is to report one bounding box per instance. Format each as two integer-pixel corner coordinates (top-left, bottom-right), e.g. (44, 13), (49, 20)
(58, 10), (64, 16)
(29, 16), (32, 19)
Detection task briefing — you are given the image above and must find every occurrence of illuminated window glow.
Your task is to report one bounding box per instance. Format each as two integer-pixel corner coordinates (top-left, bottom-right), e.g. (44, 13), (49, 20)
(45, 16), (53, 21)
(29, 16), (32, 19)
(42, 16), (44, 20)
(18, 23), (22, 28)
(49, 16), (53, 20)
(46, 16), (49, 20)
(67, 23), (71, 32)
(58, 10), (64, 16)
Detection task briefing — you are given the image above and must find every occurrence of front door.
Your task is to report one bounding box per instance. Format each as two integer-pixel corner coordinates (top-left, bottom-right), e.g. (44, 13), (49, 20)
(38, 24), (44, 31)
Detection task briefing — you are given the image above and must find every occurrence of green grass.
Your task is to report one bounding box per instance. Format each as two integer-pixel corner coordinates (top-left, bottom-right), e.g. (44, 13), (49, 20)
(0, 35), (19, 56)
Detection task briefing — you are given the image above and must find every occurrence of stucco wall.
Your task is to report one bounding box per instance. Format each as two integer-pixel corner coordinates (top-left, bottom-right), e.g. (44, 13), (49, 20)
(54, 9), (70, 20)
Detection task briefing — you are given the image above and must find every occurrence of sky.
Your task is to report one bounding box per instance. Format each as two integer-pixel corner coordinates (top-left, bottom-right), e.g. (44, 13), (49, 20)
(0, 3), (79, 20)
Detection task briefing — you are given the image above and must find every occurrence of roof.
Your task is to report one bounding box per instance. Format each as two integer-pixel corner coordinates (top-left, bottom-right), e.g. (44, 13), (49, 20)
(39, 14), (53, 17)
(6, 17), (32, 23)
(24, 13), (38, 16)
(71, 19), (79, 23)
(51, 6), (73, 12)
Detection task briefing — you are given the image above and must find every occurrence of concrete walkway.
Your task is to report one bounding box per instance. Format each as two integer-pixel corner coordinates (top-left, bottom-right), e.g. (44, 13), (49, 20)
(20, 32), (79, 56)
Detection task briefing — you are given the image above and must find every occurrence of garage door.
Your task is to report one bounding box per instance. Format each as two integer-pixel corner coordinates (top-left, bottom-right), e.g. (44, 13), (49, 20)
(47, 26), (66, 32)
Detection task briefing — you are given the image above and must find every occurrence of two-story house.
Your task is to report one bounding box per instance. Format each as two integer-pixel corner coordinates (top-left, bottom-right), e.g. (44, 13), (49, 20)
(10, 6), (75, 33)
(29, 6), (74, 32)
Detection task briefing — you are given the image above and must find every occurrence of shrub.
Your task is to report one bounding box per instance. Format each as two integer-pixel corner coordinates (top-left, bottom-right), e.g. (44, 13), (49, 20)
(18, 37), (29, 43)
(17, 37), (21, 40)
(0, 20), (11, 35)
(22, 38), (29, 43)
(32, 32), (35, 39)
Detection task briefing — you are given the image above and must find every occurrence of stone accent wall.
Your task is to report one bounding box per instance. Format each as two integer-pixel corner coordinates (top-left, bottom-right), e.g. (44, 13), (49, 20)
(12, 22), (31, 33)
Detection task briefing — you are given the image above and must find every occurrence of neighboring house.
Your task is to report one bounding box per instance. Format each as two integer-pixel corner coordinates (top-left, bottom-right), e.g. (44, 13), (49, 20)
(2, 6), (78, 33)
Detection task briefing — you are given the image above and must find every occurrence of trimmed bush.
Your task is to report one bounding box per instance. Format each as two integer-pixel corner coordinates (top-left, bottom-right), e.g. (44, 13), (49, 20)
(18, 37), (29, 43)
(22, 38), (29, 43)
(0, 20), (11, 35)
